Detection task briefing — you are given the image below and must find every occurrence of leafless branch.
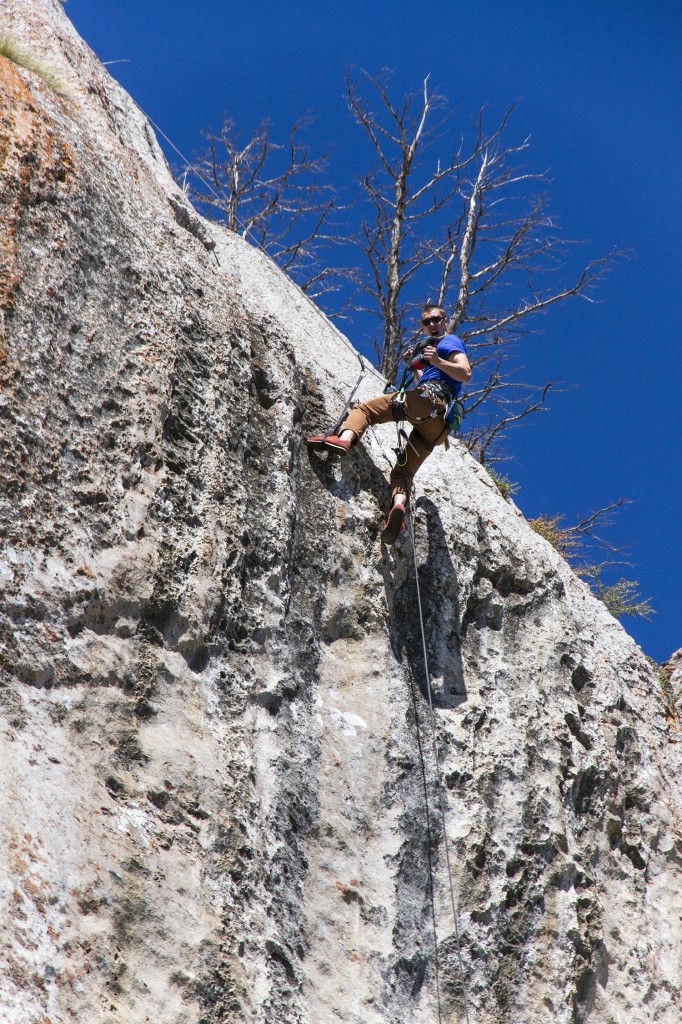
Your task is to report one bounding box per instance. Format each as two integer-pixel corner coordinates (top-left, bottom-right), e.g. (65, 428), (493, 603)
(189, 75), (625, 462)
(463, 379), (558, 465)
(188, 113), (343, 294)
(528, 499), (631, 567)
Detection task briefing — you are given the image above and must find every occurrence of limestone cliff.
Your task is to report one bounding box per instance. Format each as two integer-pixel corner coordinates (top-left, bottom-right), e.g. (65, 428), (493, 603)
(1, 3), (681, 1023)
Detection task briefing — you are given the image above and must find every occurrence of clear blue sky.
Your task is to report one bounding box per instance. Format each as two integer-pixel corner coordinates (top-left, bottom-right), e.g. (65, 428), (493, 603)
(66, 0), (681, 663)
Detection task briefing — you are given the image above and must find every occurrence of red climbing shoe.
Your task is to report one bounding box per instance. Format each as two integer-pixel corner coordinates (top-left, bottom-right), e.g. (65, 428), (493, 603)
(306, 434), (351, 456)
(306, 435), (328, 451)
(324, 435), (351, 455)
(381, 504), (406, 545)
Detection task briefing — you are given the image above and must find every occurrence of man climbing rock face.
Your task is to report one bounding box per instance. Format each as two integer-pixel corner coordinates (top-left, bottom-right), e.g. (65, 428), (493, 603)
(307, 303), (471, 544)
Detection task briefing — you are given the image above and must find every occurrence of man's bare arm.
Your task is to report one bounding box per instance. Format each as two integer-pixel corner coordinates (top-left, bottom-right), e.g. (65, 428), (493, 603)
(422, 347), (472, 384)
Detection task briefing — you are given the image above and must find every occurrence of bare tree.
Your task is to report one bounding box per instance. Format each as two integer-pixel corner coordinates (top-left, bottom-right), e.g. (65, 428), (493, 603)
(345, 69), (483, 376)
(188, 75), (623, 462)
(189, 114), (341, 297)
(344, 69), (623, 461)
(527, 499), (654, 620)
(528, 498), (630, 563)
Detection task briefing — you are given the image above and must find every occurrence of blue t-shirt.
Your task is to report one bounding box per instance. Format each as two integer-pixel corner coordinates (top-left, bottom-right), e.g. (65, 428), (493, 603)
(413, 333), (467, 398)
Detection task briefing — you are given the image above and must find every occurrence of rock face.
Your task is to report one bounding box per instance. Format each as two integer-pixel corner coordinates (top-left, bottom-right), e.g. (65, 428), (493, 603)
(662, 649), (682, 686)
(1, 3), (681, 1023)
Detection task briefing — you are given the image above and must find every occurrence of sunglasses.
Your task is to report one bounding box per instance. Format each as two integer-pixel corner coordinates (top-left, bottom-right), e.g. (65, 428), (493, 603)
(421, 315), (445, 326)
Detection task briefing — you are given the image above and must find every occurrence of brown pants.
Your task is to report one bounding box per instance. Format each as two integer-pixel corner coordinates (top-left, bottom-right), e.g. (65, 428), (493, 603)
(343, 390), (449, 501)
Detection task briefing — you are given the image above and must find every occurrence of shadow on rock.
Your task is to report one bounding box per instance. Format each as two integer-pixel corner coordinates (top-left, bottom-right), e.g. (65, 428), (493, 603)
(384, 495), (468, 709)
(305, 440), (393, 511)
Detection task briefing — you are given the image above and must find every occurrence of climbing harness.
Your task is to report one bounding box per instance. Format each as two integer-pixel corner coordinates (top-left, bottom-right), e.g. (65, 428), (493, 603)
(406, 492), (471, 1024)
(386, 333), (466, 472)
(389, 369), (465, 470)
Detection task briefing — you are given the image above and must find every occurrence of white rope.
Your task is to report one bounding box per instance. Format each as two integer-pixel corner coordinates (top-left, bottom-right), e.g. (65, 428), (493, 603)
(406, 657), (445, 1023)
(407, 500), (472, 1024)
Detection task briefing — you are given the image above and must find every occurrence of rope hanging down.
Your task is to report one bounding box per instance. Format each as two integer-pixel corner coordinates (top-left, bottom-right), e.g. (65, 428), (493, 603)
(407, 500), (471, 1024)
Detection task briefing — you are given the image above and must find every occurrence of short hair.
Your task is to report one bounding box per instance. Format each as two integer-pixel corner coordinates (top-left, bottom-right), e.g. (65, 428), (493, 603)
(422, 301), (446, 315)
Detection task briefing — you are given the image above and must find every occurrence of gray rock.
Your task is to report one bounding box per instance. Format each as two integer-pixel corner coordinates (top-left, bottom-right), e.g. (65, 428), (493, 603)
(1, 2), (681, 1023)
(662, 649), (682, 686)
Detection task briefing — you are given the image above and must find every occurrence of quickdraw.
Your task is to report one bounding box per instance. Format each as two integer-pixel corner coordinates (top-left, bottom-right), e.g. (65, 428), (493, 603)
(325, 352), (367, 440)
(393, 427), (411, 467)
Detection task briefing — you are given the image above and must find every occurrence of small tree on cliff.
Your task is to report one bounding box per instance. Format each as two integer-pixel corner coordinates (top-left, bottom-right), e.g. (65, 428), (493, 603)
(484, 483), (654, 622)
(188, 114), (342, 300)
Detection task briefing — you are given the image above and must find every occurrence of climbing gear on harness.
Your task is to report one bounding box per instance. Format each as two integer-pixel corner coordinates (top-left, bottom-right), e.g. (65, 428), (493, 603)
(419, 378), (453, 411)
(381, 503), (406, 545)
(388, 352), (463, 434)
(389, 380), (448, 467)
(391, 392), (407, 422)
(392, 427), (410, 467)
(389, 369), (445, 420)
(444, 397), (465, 433)
(306, 433), (351, 456)
(387, 403), (450, 471)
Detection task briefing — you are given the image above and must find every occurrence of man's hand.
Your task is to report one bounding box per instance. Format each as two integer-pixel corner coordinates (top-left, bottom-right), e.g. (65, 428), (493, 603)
(423, 345), (439, 365)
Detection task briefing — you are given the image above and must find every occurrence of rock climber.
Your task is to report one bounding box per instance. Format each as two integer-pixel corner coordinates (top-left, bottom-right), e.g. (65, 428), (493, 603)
(307, 302), (471, 544)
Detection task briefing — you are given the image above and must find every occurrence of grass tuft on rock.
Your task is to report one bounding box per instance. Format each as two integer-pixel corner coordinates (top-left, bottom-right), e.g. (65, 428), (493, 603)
(487, 468), (520, 502)
(0, 34), (69, 97)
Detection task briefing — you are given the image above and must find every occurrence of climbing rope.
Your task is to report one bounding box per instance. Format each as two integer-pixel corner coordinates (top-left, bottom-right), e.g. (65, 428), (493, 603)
(406, 650), (445, 1020)
(407, 498), (471, 1024)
